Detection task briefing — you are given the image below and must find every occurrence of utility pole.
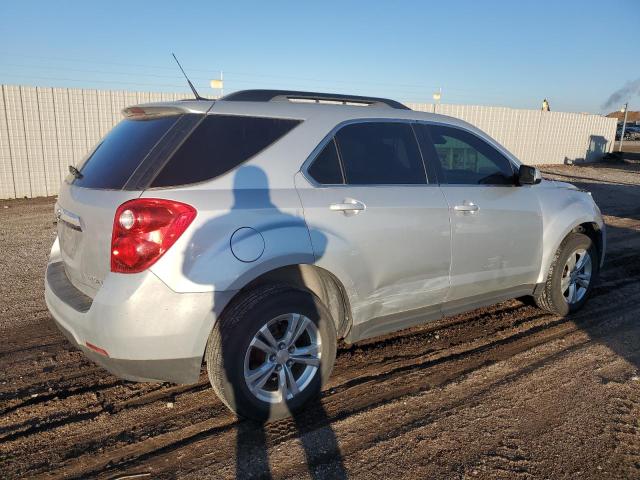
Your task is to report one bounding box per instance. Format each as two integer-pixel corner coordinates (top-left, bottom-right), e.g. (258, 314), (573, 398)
(619, 102), (628, 152)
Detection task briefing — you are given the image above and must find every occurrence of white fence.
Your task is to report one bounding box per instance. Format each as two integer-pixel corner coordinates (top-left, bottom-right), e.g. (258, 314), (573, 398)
(407, 102), (617, 167)
(0, 84), (617, 199)
(0, 85), (191, 199)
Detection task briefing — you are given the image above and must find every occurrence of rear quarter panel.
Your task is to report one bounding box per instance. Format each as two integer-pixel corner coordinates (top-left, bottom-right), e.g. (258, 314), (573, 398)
(144, 176), (315, 294)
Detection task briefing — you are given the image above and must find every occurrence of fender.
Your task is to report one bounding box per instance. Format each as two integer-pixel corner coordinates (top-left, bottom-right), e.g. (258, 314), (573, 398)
(536, 187), (605, 284)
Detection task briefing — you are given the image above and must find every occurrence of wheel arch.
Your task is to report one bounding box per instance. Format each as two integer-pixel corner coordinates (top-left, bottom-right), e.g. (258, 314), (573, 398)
(537, 218), (605, 284)
(573, 222), (604, 266)
(219, 263), (353, 341)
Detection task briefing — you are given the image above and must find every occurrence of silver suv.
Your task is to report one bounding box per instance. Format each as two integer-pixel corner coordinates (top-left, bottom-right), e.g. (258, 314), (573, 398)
(45, 90), (605, 420)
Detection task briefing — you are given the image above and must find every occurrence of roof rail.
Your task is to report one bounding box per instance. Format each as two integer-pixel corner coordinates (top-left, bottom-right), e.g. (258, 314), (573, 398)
(220, 89), (410, 110)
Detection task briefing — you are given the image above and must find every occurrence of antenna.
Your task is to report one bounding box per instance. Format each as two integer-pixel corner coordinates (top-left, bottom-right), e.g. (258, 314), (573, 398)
(171, 53), (205, 100)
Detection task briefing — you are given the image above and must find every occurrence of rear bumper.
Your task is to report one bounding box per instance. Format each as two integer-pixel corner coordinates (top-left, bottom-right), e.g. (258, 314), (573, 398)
(45, 251), (235, 384)
(52, 318), (201, 383)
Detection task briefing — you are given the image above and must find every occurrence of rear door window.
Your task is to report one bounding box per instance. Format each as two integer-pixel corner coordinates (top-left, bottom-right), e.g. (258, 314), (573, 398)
(72, 116), (179, 189)
(335, 122), (427, 185)
(151, 115), (301, 187)
(307, 140), (344, 184)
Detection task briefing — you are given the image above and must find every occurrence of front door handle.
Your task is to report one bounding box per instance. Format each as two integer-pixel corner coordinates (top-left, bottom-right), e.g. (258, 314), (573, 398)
(330, 198), (366, 215)
(453, 202), (479, 213)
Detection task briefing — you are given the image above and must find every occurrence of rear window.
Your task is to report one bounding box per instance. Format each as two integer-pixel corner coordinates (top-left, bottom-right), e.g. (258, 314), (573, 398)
(72, 116), (179, 189)
(150, 115), (301, 187)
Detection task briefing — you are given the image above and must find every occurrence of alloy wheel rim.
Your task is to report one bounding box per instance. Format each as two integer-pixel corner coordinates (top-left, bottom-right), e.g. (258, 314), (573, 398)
(561, 248), (592, 305)
(243, 313), (321, 403)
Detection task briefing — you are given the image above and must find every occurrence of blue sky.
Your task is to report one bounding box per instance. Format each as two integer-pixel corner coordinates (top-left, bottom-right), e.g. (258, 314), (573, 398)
(1, 0), (638, 113)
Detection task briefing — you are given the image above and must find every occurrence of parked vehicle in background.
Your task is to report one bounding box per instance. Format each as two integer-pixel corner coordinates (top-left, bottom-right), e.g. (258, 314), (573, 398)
(625, 125), (640, 140)
(617, 124), (640, 141)
(45, 90), (606, 420)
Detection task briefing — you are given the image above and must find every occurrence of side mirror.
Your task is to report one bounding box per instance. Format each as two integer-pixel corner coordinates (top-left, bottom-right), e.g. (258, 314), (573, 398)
(518, 165), (542, 185)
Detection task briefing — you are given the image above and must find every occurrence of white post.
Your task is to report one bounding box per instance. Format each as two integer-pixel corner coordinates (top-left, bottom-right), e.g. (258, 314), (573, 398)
(619, 102), (628, 152)
(432, 87), (441, 113)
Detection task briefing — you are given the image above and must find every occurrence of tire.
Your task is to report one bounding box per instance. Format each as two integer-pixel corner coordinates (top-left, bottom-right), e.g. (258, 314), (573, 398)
(205, 283), (337, 421)
(534, 232), (599, 316)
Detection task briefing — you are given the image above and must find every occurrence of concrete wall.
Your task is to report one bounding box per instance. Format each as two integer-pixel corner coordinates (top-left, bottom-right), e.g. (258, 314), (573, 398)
(0, 84), (617, 199)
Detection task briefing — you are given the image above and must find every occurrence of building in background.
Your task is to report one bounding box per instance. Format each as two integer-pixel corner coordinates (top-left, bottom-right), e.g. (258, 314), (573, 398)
(607, 110), (640, 126)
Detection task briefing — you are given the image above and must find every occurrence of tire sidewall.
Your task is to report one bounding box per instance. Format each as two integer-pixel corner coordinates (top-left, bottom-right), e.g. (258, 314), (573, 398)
(549, 233), (599, 315)
(209, 286), (337, 421)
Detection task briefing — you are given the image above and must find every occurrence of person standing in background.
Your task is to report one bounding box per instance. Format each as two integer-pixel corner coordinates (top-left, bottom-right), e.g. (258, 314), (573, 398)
(542, 98), (551, 111)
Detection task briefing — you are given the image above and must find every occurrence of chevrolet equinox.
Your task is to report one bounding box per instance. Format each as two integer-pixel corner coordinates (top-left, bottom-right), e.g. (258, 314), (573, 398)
(45, 90), (605, 420)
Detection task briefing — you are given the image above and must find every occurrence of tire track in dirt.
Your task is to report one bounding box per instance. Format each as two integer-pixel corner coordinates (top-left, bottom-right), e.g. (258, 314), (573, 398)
(187, 310), (640, 480)
(276, 304), (640, 480)
(38, 282), (640, 479)
(0, 303), (543, 442)
(608, 394), (640, 478)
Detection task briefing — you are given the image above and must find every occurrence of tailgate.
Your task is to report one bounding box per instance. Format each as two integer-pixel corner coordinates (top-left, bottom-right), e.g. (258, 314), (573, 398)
(54, 111), (198, 297)
(56, 185), (141, 298)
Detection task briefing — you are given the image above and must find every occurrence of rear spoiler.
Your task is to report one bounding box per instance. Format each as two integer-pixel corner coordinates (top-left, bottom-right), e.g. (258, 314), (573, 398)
(122, 105), (191, 119)
(122, 101), (215, 119)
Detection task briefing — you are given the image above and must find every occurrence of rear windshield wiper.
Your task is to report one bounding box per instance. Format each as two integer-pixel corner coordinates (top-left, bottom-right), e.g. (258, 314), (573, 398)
(68, 165), (83, 179)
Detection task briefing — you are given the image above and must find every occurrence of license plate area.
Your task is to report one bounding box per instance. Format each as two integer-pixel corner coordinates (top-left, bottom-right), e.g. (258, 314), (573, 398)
(58, 218), (82, 258)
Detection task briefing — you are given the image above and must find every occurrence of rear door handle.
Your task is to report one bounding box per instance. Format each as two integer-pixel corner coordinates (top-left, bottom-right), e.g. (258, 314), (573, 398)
(453, 202), (479, 213)
(330, 198), (366, 215)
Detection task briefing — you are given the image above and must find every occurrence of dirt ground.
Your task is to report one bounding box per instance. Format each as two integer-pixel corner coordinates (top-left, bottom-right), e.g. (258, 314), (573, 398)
(1, 161), (640, 479)
(614, 140), (640, 154)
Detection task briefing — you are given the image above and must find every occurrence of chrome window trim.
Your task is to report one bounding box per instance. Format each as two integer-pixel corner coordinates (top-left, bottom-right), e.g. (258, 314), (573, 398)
(301, 118), (522, 188)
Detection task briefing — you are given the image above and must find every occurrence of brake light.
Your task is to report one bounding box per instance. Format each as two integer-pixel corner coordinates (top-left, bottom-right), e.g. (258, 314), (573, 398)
(111, 198), (196, 274)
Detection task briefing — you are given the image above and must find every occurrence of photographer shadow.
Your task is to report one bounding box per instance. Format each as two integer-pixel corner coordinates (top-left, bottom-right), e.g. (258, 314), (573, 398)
(183, 165), (347, 479)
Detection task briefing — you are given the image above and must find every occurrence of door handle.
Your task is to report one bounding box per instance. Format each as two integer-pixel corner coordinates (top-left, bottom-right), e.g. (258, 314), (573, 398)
(453, 202), (479, 213)
(330, 198), (366, 215)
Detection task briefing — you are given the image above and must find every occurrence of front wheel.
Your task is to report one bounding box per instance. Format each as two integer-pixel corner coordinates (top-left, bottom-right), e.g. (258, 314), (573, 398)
(205, 284), (337, 421)
(534, 232), (599, 316)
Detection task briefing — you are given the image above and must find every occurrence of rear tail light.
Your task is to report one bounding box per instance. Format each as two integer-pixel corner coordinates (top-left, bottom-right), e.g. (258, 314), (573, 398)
(111, 198), (196, 274)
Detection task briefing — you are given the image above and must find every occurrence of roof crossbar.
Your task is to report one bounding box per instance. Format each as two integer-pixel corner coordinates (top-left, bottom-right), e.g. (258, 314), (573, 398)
(220, 89), (410, 110)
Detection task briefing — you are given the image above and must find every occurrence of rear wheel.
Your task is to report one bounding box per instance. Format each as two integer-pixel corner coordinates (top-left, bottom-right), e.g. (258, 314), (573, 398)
(205, 284), (337, 421)
(534, 232), (598, 315)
